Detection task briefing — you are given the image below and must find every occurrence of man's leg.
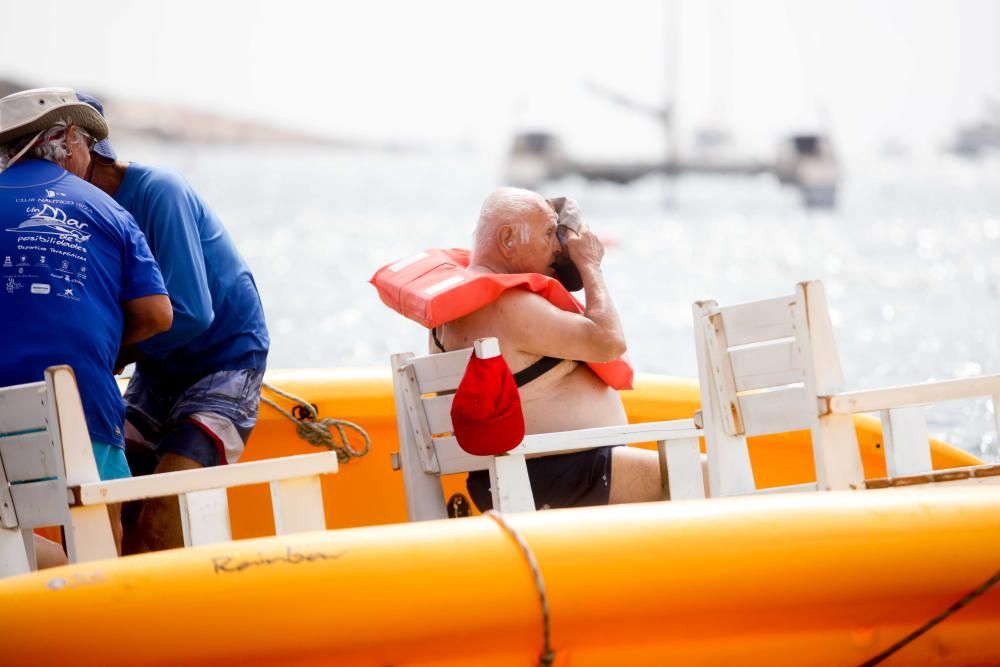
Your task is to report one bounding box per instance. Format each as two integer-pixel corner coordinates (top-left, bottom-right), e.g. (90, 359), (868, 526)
(128, 422), (218, 553)
(121, 439), (159, 555)
(33, 534), (68, 569)
(89, 441), (132, 554)
(123, 368), (262, 553)
(609, 446), (710, 504)
(608, 447), (665, 503)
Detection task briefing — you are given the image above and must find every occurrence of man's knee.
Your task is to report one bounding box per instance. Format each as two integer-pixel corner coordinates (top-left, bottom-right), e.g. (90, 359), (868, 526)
(608, 446), (664, 504)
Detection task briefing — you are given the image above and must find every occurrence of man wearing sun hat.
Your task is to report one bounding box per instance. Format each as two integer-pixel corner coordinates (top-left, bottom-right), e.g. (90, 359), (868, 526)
(75, 93), (269, 554)
(0, 87), (173, 564)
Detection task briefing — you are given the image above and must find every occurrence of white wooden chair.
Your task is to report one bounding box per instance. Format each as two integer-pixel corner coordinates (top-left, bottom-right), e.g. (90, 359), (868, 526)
(693, 280), (1000, 497)
(392, 338), (705, 520)
(0, 365), (339, 578)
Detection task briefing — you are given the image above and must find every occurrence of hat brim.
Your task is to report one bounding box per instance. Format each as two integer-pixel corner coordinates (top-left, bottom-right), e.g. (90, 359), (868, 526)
(0, 102), (108, 146)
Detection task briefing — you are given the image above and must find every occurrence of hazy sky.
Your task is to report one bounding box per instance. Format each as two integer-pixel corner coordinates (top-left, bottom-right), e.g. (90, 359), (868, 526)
(1, 0), (997, 157)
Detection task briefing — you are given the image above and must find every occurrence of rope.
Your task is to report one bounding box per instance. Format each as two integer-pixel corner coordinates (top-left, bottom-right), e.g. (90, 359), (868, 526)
(859, 565), (1000, 666)
(484, 510), (555, 667)
(260, 381), (370, 463)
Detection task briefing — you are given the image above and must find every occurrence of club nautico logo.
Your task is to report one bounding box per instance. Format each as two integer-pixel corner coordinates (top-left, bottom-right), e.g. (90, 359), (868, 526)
(6, 203), (90, 243)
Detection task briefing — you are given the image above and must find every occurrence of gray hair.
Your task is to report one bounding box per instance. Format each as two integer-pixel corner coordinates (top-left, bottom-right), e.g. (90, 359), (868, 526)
(473, 187), (547, 252)
(0, 118), (94, 170)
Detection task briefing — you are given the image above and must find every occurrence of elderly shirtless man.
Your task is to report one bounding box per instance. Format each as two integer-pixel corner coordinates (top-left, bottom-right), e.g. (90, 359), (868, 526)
(430, 187), (664, 511)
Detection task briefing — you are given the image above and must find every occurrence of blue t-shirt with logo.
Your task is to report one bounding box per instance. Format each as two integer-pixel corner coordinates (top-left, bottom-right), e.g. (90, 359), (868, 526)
(113, 163), (268, 377)
(0, 160), (166, 448)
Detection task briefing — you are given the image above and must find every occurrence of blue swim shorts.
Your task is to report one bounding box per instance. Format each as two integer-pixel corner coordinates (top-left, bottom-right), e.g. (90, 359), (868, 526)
(91, 441), (132, 481)
(124, 367), (264, 468)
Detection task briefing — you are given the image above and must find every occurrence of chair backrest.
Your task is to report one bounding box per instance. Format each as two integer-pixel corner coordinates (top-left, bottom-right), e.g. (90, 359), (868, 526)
(2, 366), (339, 578)
(391, 344), (479, 521)
(693, 281), (864, 496)
(0, 366), (114, 575)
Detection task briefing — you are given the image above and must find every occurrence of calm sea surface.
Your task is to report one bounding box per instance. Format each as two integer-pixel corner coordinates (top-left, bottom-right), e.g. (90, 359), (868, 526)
(118, 141), (1000, 463)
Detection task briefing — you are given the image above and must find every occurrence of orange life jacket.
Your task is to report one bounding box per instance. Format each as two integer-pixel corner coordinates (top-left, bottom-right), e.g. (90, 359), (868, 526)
(370, 248), (634, 390)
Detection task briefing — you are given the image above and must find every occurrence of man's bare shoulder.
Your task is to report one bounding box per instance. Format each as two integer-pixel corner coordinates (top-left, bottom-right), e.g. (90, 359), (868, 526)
(490, 287), (561, 320)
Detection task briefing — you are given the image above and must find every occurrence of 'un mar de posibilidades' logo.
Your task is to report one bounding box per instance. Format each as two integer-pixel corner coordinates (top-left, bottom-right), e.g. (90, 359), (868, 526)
(6, 203), (90, 243)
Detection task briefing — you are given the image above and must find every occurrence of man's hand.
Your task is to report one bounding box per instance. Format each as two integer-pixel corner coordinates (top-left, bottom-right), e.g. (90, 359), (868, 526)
(565, 223), (605, 268)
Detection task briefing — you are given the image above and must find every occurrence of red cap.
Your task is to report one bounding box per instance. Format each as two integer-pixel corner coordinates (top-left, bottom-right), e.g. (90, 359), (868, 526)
(450, 346), (525, 456)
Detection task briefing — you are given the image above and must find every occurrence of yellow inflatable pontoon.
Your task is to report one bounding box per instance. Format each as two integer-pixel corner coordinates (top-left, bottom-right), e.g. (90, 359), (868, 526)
(2, 369), (997, 666)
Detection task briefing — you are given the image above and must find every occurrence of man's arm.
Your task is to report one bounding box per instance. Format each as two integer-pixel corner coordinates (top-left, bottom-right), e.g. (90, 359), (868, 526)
(570, 226), (627, 359)
(136, 170), (215, 357)
(499, 225), (626, 363)
(121, 294), (173, 346)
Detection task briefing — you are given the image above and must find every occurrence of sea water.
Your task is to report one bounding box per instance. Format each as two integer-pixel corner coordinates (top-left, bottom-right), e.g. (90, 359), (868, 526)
(117, 141), (1000, 463)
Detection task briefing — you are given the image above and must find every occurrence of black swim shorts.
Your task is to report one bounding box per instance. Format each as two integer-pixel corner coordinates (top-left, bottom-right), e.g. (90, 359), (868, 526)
(466, 446), (616, 512)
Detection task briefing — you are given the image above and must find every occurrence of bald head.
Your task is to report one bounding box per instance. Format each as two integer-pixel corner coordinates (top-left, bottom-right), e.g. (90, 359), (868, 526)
(473, 187), (550, 254)
(471, 187), (560, 275)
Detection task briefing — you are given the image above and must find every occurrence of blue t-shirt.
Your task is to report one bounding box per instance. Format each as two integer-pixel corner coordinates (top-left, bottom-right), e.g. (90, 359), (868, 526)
(0, 160), (166, 447)
(113, 163), (268, 378)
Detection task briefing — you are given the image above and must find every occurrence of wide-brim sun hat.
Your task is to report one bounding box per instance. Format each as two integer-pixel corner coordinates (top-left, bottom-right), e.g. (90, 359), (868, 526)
(0, 87), (109, 146)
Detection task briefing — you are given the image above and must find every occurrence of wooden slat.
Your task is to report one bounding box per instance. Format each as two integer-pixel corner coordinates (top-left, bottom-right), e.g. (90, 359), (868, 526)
(518, 420), (701, 451)
(694, 300), (757, 497)
(739, 387), (814, 437)
(0, 461), (16, 529)
(797, 282), (863, 491)
(75, 451), (338, 505)
(423, 408), (701, 454)
(0, 382), (46, 436)
(271, 476), (326, 534)
(825, 373), (1000, 415)
(0, 528), (31, 577)
(391, 352), (446, 522)
(880, 406), (932, 477)
(179, 488), (231, 547)
(490, 454), (535, 512)
(704, 312), (743, 435)
(410, 347), (472, 394)
(423, 393), (455, 435)
(8, 479), (70, 528)
(730, 340), (803, 391)
(659, 437), (705, 500)
(865, 464), (1000, 489)
(49, 366), (101, 488)
(434, 437), (491, 474)
(0, 431), (59, 482)
(68, 505), (117, 563)
(398, 364), (442, 474)
(718, 295), (796, 346)
(433, 420), (703, 476)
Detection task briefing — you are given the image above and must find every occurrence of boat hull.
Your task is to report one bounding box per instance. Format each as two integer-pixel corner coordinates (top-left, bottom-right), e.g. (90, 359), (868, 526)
(4, 486), (1000, 666)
